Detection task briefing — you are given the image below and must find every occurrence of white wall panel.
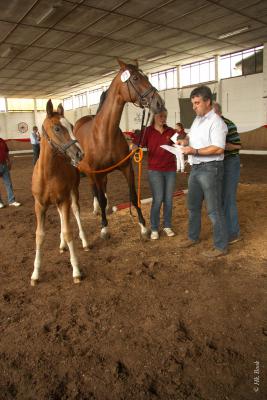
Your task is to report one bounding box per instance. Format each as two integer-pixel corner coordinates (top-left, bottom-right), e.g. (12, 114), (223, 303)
(221, 74), (264, 131)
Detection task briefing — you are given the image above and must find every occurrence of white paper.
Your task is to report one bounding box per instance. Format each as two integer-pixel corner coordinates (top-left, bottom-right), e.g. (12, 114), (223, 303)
(170, 132), (178, 143)
(161, 144), (185, 172)
(121, 70), (131, 82)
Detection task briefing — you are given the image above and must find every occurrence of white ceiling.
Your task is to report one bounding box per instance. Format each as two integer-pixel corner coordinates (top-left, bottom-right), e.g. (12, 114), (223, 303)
(0, 0), (266, 98)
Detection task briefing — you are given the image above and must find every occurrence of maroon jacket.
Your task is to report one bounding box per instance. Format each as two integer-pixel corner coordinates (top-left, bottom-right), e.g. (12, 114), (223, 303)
(0, 138), (9, 164)
(135, 125), (176, 171)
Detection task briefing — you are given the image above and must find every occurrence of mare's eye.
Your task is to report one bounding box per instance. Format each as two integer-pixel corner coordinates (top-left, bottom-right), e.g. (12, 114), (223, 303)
(133, 75), (139, 81)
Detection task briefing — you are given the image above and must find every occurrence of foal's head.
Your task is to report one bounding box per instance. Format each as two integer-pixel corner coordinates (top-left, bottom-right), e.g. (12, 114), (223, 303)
(117, 59), (165, 113)
(43, 100), (83, 166)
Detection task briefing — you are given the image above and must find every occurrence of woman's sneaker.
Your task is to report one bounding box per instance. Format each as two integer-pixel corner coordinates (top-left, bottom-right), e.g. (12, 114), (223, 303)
(163, 227), (175, 237)
(150, 231), (159, 240)
(9, 201), (21, 207)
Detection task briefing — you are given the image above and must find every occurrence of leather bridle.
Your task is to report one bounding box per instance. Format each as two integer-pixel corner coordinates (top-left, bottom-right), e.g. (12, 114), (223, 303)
(126, 69), (157, 109)
(42, 125), (79, 161)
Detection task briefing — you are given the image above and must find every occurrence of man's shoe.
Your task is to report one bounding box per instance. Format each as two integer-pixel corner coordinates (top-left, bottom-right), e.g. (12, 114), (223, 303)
(163, 227), (175, 237)
(202, 248), (227, 258)
(177, 239), (200, 248)
(150, 231), (159, 240)
(0, 202), (5, 209)
(229, 236), (243, 245)
(9, 201), (21, 207)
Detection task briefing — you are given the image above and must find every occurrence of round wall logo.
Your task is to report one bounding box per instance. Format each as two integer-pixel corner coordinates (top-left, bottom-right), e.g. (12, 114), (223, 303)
(18, 122), (28, 133)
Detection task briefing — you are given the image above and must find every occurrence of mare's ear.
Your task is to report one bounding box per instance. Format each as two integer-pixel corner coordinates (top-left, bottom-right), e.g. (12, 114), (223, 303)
(46, 99), (54, 117)
(57, 103), (64, 117)
(133, 59), (139, 68)
(117, 58), (126, 70)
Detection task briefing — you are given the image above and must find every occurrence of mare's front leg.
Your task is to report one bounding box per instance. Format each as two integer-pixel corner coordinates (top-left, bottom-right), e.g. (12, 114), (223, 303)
(31, 200), (46, 286)
(58, 200), (81, 283)
(96, 177), (109, 239)
(121, 162), (148, 239)
(92, 179), (109, 215)
(71, 189), (89, 251)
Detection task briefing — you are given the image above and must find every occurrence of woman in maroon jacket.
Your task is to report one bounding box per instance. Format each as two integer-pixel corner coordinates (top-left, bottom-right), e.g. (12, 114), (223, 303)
(0, 138), (21, 208)
(136, 110), (177, 240)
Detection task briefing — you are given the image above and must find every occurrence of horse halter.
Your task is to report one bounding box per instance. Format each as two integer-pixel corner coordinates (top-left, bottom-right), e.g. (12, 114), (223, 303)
(42, 125), (78, 158)
(126, 69), (157, 109)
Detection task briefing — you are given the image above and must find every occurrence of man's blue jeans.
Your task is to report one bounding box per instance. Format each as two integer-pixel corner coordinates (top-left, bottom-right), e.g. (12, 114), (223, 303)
(222, 155), (240, 241)
(187, 161), (228, 251)
(148, 170), (176, 231)
(0, 163), (15, 204)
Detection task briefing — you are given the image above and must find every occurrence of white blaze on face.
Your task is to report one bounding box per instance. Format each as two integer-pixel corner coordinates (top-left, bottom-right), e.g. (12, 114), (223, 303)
(60, 117), (82, 151)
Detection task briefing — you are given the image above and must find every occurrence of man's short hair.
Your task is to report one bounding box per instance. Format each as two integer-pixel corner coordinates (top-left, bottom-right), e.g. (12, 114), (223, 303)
(33, 126), (38, 130)
(190, 85), (212, 102)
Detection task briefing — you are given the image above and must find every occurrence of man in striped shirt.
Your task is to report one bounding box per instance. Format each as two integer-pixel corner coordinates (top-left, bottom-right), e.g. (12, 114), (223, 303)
(213, 103), (242, 244)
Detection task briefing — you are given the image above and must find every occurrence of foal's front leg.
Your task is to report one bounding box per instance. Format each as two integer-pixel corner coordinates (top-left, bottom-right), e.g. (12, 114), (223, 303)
(31, 201), (46, 286)
(59, 201), (81, 283)
(71, 190), (89, 251)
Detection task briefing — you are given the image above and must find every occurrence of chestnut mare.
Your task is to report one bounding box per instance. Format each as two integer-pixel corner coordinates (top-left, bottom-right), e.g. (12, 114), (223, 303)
(31, 100), (88, 286)
(75, 59), (165, 239)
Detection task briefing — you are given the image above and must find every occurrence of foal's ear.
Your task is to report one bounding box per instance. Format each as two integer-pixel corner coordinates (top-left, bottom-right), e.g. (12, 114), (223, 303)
(57, 103), (64, 117)
(117, 58), (126, 70)
(46, 99), (54, 117)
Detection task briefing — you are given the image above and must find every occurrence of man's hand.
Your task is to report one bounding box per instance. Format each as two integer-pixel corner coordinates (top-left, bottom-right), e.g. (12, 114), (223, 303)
(181, 146), (196, 155)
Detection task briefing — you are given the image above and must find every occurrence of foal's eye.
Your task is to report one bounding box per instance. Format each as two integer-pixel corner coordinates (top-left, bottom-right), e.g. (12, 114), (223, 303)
(54, 125), (61, 133)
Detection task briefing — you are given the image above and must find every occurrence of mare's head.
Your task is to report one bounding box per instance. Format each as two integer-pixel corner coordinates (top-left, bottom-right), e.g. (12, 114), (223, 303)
(117, 59), (165, 113)
(43, 100), (83, 167)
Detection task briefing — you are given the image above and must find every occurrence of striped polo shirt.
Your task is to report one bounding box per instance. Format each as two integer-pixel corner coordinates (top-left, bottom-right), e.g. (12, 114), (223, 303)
(222, 116), (241, 158)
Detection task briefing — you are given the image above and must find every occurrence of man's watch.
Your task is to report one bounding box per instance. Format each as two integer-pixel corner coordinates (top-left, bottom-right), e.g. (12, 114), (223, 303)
(195, 148), (199, 156)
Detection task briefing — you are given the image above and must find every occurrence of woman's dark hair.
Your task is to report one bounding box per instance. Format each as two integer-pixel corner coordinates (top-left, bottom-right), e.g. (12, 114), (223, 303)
(176, 122), (184, 129)
(190, 85), (212, 102)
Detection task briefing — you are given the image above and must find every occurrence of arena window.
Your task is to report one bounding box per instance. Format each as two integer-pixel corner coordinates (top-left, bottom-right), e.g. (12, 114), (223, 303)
(63, 96), (73, 111)
(87, 88), (104, 106)
(0, 98), (6, 112)
(220, 45), (263, 78)
(7, 98), (35, 112)
(150, 68), (177, 91)
(73, 93), (87, 108)
(180, 58), (215, 87)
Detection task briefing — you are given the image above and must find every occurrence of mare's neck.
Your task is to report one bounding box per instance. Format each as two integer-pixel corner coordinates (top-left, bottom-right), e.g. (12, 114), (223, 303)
(97, 78), (125, 134)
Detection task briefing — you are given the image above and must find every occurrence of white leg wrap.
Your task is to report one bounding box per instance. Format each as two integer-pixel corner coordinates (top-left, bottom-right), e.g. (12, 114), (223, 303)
(93, 196), (100, 215)
(100, 226), (109, 238)
(139, 223), (148, 235)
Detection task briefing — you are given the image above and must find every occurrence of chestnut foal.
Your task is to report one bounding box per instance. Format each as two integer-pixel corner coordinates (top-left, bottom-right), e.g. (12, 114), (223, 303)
(31, 100), (88, 286)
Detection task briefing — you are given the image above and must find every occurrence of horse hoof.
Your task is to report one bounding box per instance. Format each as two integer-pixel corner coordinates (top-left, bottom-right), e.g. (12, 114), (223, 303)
(83, 246), (89, 252)
(141, 231), (149, 241)
(73, 276), (81, 284)
(100, 232), (110, 240)
(59, 247), (67, 254)
(31, 279), (38, 286)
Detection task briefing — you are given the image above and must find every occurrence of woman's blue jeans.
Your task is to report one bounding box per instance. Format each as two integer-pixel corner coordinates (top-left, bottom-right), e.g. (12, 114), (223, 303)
(148, 170), (176, 231)
(0, 163), (15, 204)
(187, 161), (228, 251)
(222, 155), (240, 241)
